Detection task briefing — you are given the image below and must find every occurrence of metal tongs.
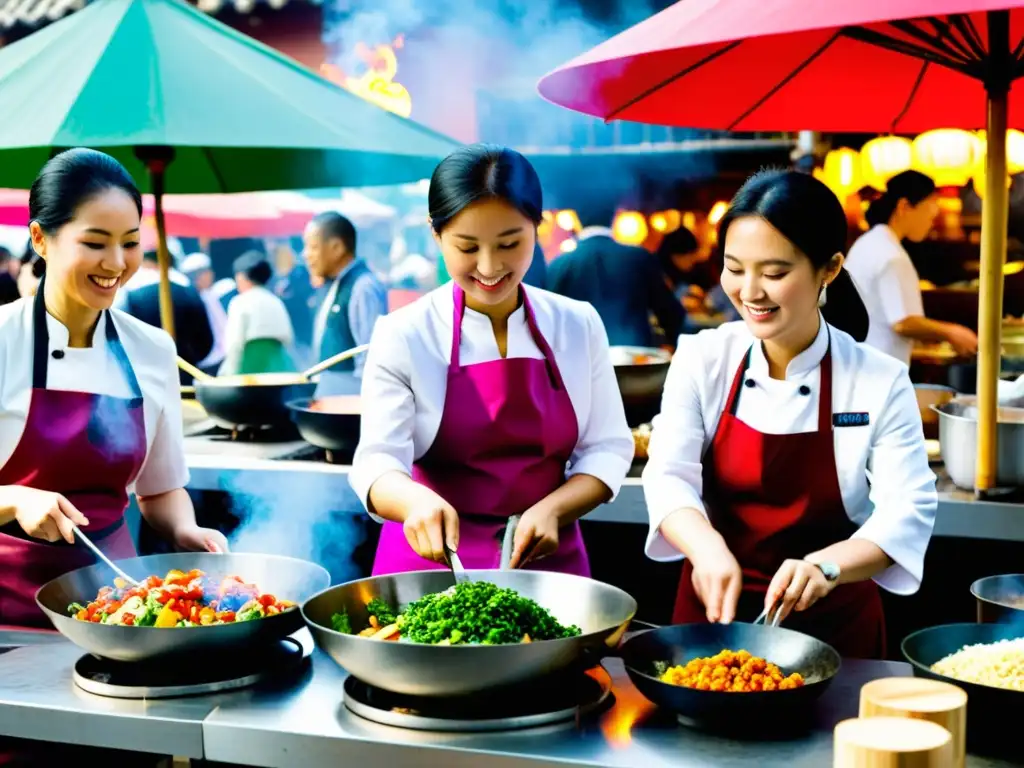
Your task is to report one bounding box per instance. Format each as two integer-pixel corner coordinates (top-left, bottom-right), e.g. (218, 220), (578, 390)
(72, 524), (140, 587)
(441, 516), (470, 586)
(752, 599), (783, 628)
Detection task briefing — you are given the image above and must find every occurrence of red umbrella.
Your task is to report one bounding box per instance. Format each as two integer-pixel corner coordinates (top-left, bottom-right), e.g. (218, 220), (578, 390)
(539, 1), (1024, 494)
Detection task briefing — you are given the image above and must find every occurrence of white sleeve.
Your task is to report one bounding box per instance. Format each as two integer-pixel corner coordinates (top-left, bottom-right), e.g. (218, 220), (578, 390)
(641, 334), (709, 561)
(134, 338), (190, 497)
(852, 372), (937, 594)
(877, 256), (924, 326)
(348, 318), (416, 520)
(565, 306), (633, 498)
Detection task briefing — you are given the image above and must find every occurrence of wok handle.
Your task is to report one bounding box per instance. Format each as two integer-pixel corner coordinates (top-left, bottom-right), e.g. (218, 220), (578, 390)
(302, 344), (370, 379)
(177, 356), (212, 382)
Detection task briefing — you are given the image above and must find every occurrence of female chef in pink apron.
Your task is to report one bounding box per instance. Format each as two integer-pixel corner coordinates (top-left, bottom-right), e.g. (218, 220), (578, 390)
(642, 171), (937, 659)
(0, 148), (228, 633)
(350, 144), (634, 575)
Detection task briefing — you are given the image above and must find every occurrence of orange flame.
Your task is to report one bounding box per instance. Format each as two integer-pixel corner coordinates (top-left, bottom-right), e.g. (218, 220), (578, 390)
(321, 35), (412, 118)
(598, 674), (657, 748)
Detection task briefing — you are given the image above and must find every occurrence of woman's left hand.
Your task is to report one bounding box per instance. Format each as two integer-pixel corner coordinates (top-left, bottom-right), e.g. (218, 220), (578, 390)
(766, 559), (835, 624)
(175, 524), (230, 554)
(508, 504), (560, 569)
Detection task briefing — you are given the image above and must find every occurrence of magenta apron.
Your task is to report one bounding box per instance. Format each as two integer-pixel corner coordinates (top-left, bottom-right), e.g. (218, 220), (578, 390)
(0, 284), (146, 629)
(372, 283), (588, 576)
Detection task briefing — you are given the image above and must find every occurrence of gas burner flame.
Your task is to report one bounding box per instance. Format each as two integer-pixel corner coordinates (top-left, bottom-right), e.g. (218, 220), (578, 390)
(321, 35), (412, 118)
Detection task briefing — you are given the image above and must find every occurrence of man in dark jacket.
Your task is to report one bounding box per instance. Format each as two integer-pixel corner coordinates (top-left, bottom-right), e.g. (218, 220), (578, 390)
(547, 207), (685, 347)
(0, 247), (19, 305)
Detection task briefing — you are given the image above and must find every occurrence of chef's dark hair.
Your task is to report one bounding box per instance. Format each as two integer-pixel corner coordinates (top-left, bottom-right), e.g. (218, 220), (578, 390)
(865, 170), (936, 228)
(428, 144), (543, 233)
(29, 148), (143, 234)
(657, 226), (699, 286)
(719, 169), (869, 342)
(233, 250), (273, 286)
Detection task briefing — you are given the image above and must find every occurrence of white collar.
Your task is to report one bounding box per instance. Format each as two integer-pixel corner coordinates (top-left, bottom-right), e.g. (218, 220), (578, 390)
(874, 224), (904, 249)
(42, 305), (108, 350)
(748, 314), (829, 379)
(577, 226), (614, 242)
(436, 281), (528, 328)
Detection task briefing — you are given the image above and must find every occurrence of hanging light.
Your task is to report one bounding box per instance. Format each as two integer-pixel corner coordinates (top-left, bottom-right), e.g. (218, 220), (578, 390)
(970, 156), (1012, 201)
(911, 129), (983, 188)
(612, 211), (648, 246)
(555, 210), (580, 232)
(559, 238), (578, 253)
(707, 201), (729, 226)
(975, 129), (1024, 175)
(821, 147), (862, 200)
(860, 136), (912, 190)
(649, 210), (681, 234)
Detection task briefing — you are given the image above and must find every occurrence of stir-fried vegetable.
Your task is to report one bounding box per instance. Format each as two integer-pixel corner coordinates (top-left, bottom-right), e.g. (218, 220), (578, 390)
(67, 569), (295, 627)
(330, 581), (581, 645)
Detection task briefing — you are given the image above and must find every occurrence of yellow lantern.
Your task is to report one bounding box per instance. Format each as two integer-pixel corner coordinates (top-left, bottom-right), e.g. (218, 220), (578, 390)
(821, 147), (862, 200)
(976, 128), (1024, 175)
(969, 156), (1011, 201)
(911, 129), (983, 187)
(559, 238), (578, 254)
(860, 136), (912, 190)
(650, 210), (681, 234)
(555, 210), (580, 232)
(612, 211), (648, 246)
(708, 201), (729, 227)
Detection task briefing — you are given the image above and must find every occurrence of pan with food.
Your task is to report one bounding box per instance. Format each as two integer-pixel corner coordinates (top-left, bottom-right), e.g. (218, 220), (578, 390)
(286, 395), (361, 453)
(302, 569), (637, 696)
(970, 574), (1024, 624)
(608, 346), (671, 427)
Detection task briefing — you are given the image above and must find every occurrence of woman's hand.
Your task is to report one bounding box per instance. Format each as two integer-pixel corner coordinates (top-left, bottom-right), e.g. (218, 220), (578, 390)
(508, 504), (560, 569)
(174, 524), (230, 554)
(5, 486), (90, 543)
(766, 559), (835, 623)
(403, 500), (459, 563)
(689, 538), (744, 624)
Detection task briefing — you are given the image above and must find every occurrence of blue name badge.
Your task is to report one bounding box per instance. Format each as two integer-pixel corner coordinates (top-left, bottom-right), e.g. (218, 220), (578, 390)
(833, 412), (870, 428)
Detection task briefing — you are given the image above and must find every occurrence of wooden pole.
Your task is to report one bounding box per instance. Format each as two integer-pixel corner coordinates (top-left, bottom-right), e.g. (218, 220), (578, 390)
(148, 159), (175, 339)
(975, 11), (1011, 494)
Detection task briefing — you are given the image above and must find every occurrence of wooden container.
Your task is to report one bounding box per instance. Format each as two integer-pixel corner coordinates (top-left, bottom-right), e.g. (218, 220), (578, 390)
(859, 677), (967, 768)
(834, 717), (954, 767)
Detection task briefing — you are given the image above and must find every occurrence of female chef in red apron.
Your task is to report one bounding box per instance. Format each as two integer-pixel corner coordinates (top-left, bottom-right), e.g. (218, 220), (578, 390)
(642, 170), (938, 659)
(350, 144), (633, 574)
(0, 148), (228, 632)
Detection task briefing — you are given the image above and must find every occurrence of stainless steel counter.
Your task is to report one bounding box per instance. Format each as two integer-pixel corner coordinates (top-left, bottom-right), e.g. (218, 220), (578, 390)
(0, 638), (1013, 767)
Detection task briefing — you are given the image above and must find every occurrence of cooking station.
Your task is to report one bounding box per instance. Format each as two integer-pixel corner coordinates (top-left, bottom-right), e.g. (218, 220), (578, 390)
(0, 631), (1015, 767)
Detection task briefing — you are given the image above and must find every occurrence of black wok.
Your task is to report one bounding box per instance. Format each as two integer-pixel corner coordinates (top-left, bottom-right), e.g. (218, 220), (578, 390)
(902, 623), (1023, 753)
(609, 346), (671, 427)
(36, 553), (330, 662)
(971, 574), (1024, 624)
(195, 374), (315, 429)
(286, 396), (360, 453)
(620, 623), (840, 733)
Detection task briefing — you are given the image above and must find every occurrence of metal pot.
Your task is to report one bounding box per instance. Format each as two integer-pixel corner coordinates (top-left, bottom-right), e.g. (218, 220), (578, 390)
(195, 374), (315, 429)
(609, 346), (671, 427)
(970, 574), (1024, 624)
(932, 397), (1024, 489)
(287, 396), (361, 453)
(914, 384), (956, 440)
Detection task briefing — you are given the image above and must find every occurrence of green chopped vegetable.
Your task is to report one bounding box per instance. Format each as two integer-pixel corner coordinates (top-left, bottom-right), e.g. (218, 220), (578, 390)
(652, 660), (670, 678)
(67, 602), (85, 614)
(365, 598), (397, 626)
(399, 581), (581, 645)
(331, 610), (353, 634)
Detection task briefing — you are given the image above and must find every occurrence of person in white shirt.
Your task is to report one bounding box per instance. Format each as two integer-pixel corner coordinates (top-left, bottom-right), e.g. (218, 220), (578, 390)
(0, 148), (228, 634)
(846, 170), (978, 366)
(351, 144), (633, 577)
(181, 251), (227, 374)
(643, 170), (937, 659)
(218, 252), (296, 376)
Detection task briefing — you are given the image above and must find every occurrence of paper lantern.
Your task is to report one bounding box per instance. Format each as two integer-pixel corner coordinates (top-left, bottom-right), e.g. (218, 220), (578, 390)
(612, 211), (648, 245)
(821, 147), (862, 200)
(555, 210), (580, 232)
(860, 136), (912, 190)
(970, 157), (1011, 201)
(911, 129), (983, 188)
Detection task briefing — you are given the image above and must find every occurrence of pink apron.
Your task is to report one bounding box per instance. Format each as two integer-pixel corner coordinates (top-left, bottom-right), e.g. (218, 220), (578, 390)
(372, 283), (589, 576)
(0, 284), (146, 629)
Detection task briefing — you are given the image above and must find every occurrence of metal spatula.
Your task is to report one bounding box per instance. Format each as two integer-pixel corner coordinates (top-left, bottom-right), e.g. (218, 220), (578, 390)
(500, 515), (520, 570)
(441, 516), (469, 585)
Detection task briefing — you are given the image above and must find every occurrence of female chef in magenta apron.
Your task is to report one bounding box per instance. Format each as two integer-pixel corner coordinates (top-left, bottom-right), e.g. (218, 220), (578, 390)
(0, 148), (228, 630)
(350, 144), (634, 575)
(642, 170), (938, 659)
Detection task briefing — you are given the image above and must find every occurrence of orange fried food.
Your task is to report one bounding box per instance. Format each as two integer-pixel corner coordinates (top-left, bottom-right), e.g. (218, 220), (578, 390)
(659, 649), (805, 692)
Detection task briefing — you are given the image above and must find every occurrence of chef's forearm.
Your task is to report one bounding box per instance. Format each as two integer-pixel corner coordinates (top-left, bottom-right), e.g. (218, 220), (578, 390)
(367, 471), (449, 524)
(137, 488), (197, 540)
(892, 315), (957, 343)
(538, 474), (612, 527)
(657, 507), (726, 561)
(805, 539), (893, 585)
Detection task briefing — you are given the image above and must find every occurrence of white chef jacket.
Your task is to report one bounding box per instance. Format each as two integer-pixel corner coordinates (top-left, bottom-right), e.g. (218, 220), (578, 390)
(0, 298), (190, 497)
(218, 286), (295, 376)
(349, 283), (635, 516)
(845, 225), (924, 367)
(642, 318), (937, 595)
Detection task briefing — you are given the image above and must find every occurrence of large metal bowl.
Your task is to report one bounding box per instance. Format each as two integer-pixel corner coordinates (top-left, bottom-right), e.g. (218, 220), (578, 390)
(36, 553), (330, 662)
(609, 346), (671, 427)
(971, 574), (1024, 624)
(932, 397), (1024, 489)
(301, 569), (637, 697)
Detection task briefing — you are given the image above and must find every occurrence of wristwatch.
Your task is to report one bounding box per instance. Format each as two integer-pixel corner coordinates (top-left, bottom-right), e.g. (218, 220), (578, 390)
(810, 560), (840, 584)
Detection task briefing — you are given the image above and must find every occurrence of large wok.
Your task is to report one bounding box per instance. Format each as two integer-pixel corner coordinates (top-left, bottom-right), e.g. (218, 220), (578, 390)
(620, 623), (840, 733)
(302, 569), (637, 697)
(286, 395), (361, 453)
(970, 573), (1024, 624)
(36, 553), (330, 662)
(609, 346), (671, 427)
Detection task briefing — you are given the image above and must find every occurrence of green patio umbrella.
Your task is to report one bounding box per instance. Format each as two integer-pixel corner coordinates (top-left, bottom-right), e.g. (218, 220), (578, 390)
(0, 0), (459, 336)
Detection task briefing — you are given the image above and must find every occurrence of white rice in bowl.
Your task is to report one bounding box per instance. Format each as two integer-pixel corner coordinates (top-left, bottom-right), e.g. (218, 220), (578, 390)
(930, 636), (1024, 692)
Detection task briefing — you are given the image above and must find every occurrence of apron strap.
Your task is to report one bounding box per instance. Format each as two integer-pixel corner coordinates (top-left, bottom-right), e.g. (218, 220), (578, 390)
(32, 275), (143, 398)
(449, 282), (466, 374)
(724, 347), (752, 417)
(520, 287), (565, 391)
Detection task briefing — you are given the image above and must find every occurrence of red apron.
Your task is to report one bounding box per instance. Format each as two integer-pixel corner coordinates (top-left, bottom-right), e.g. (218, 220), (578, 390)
(0, 284), (146, 629)
(372, 283), (588, 575)
(672, 336), (886, 659)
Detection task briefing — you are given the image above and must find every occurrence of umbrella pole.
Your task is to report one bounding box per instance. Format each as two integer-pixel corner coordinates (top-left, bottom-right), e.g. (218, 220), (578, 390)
(148, 160), (175, 340)
(975, 11), (1010, 495)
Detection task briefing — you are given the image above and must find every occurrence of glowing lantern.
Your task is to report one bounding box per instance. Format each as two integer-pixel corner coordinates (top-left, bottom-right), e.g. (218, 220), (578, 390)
(821, 148), (862, 200)
(911, 129), (982, 188)
(976, 129), (1024, 175)
(612, 211), (648, 246)
(860, 136), (912, 190)
(682, 212), (697, 231)
(555, 210), (580, 232)
(970, 156), (1011, 201)
(559, 238), (578, 253)
(708, 201), (729, 227)
(649, 210), (681, 234)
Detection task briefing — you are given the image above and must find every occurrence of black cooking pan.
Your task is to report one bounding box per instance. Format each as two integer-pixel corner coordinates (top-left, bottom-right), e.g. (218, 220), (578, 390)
(620, 623), (840, 734)
(286, 396), (361, 453)
(970, 574), (1024, 624)
(196, 373), (315, 429)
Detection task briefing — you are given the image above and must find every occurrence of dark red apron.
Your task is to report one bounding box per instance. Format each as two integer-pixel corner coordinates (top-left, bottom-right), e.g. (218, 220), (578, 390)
(672, 336), (886, 659)
(0, 284), (146, 629)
